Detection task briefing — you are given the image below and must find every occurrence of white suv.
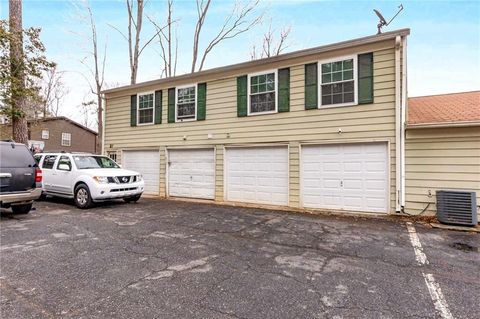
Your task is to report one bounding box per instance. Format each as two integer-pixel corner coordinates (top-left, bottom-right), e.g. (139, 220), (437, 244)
(34, 152), (144, 209)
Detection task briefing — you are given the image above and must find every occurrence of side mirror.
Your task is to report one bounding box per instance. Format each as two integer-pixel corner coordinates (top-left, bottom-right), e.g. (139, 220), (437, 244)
(58, 163), (71, 171)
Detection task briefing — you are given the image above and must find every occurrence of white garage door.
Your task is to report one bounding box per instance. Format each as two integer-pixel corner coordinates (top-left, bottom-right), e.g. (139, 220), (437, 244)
(226, 146), (289, 206)
(168, 148), (215, 200)
(122, 150), (160, 194)
(301, 143), (388, 213)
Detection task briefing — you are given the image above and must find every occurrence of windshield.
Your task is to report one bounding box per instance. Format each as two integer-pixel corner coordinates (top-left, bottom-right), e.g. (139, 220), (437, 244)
(73, 156), (119, 169)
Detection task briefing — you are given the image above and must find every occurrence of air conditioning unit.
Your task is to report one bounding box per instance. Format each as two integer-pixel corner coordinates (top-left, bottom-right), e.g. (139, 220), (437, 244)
(436, 190), (477, 226)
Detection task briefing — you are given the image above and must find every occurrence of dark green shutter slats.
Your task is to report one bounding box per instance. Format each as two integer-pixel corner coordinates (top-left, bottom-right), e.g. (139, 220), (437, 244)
(168, 88), (175, 123)
(130, 95), (137, 126)
(278, 68), (290, 113)
(358, 52), (374, 104)
(197, 83), (207, 121)
(154, 90), (162, 124)
(237, 75), (248, 117)
(304, 63), (318, 109)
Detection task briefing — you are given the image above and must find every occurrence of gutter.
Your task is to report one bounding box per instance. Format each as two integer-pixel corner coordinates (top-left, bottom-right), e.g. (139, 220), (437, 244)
(400, 36), (407, 209)
(102, 28), (410, 95)
(395, 35), (402, 213)
(406, 121), (480, 129)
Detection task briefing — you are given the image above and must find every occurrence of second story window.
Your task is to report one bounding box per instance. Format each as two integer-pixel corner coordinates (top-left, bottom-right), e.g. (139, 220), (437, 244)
(41, 129), (49, 139)
(248, 71), (277, 115)
(61, 133), (71, 146)
(320, 56), (356, 107)
(138, 92), (154, 125)
(176, 85), (196, 121)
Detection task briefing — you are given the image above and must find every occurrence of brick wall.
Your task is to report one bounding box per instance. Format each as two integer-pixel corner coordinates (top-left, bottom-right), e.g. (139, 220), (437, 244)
(1, 118), (98, 153)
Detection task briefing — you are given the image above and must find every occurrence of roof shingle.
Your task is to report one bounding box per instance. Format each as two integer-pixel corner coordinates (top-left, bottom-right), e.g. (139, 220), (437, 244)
(408, 91), (480, 125)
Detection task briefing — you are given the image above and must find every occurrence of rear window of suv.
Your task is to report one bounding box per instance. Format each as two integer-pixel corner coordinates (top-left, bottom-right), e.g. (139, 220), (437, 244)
(42, 155), (57, 169)
(0, 143), (35, 168)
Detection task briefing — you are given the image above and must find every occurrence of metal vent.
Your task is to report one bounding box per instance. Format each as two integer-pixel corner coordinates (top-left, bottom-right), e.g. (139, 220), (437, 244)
(436, 190), (477, 226)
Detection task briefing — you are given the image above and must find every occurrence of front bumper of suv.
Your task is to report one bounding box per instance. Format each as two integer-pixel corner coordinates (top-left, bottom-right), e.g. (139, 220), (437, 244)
(90, 181), (145, 201)
(0, 188), (42, 206)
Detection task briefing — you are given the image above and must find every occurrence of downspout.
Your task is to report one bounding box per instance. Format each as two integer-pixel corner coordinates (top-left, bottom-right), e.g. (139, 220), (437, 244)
(395, 36), (402, 212)
(401, 36), (407, 209)
(101, 93), (106, 155)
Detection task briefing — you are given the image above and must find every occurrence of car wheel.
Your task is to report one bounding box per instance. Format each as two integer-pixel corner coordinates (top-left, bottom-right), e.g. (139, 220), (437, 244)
(12, 203), (32, 214)
(74, 184), (93, 209)
(124, 194), (141, 203)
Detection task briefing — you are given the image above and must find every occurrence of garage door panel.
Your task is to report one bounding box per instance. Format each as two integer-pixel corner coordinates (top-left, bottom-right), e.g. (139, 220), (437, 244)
(301, 143), (388, 213)
(123, 150), (160, 195)
(226, 147), (288, 206)
(168, 149), (215, 200)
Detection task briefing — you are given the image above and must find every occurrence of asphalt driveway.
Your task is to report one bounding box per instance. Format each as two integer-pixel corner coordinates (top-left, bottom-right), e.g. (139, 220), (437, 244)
(1, 198), (478, 319)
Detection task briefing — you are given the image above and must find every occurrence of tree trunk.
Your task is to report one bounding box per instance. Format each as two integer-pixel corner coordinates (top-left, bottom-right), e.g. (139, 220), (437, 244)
(9, 0), (28, 145)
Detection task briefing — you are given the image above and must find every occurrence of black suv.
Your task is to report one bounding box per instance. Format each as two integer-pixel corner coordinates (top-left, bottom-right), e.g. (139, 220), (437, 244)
(0, 141), (42, 214)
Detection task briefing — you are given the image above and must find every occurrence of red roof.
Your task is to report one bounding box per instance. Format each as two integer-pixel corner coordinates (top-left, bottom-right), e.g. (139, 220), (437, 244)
(408, 91), (480, 125)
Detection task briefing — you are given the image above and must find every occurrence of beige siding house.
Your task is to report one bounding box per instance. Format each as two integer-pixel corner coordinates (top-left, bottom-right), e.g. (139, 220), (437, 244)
(405, 91), (480, 217)
(103, 29), (411, 215)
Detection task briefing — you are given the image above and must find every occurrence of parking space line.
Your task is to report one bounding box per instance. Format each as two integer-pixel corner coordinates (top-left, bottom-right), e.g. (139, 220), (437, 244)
(406, 222), (429, 265)
(406, 222), (454, 319)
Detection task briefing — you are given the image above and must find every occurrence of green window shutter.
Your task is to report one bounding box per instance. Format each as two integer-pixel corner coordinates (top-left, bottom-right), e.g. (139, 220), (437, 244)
(358, 52), (374, 104)
(168, 88), (175, 123)
(304, 63), (318, 109)
(278, 68), (290, 112)
(154, 90), (162, 124)
(197, 83), (207, 121)
(237, 75), (247, 117)
(130, 95), (137, 126)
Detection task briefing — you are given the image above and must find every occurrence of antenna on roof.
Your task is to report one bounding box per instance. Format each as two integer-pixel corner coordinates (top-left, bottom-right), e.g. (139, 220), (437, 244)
(374, 4), (404, 34)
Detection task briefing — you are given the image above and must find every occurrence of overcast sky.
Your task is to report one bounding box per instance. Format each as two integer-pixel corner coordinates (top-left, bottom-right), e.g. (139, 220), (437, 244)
(1, 0), (479, 130)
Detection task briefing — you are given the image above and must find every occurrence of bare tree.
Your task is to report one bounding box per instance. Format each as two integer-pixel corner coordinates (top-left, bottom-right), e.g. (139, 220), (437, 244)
(148, 0), (178, 78)
(72, 0), (107, 153)
(109, 0), (165, 84)
(40, 65), (69, 117)
(126, 0), (143, 84)
(79, 99), (96, 128)
(250, 22), (291, 60)
(191, 0), (263, 72)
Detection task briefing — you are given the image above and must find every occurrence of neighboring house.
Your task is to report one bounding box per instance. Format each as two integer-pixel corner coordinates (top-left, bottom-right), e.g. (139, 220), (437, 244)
(0, 116), (98, 154)
(405, 91), (480, 216)
(102, 29), (410, 215)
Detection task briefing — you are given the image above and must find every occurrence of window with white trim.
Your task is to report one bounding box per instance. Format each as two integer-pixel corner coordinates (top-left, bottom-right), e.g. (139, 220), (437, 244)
(176, 86), (196, 121)
(320, 58), (355, 106)
(107, 151), (117, 162)
(41, 129), (49, 140)
(61, 132), (71, 146)
(138, 93), (154, 124)
(249, 72), (276, 114)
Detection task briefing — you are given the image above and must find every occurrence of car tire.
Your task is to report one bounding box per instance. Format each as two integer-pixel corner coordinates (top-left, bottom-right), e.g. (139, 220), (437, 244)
(124, 194), (141, 203)
(74, 184), (93, 209)
(12, 203), (32, 214)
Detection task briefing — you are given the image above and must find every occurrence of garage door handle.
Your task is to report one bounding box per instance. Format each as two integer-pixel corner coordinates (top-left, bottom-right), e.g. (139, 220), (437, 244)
(340, 181), (343, 187)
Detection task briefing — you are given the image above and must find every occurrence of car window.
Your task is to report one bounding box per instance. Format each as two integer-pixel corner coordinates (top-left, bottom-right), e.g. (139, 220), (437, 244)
(0, 143), (35, 168)
(42, 155), (57, 169)
(57, 156), (72, 170)
(34, 154), (43, 165)
(73, 156), (119, 169)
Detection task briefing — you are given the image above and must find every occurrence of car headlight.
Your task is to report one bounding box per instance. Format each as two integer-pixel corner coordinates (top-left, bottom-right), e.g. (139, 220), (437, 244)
(136, 175), (143, 182)
(93, 176), (109, 184)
